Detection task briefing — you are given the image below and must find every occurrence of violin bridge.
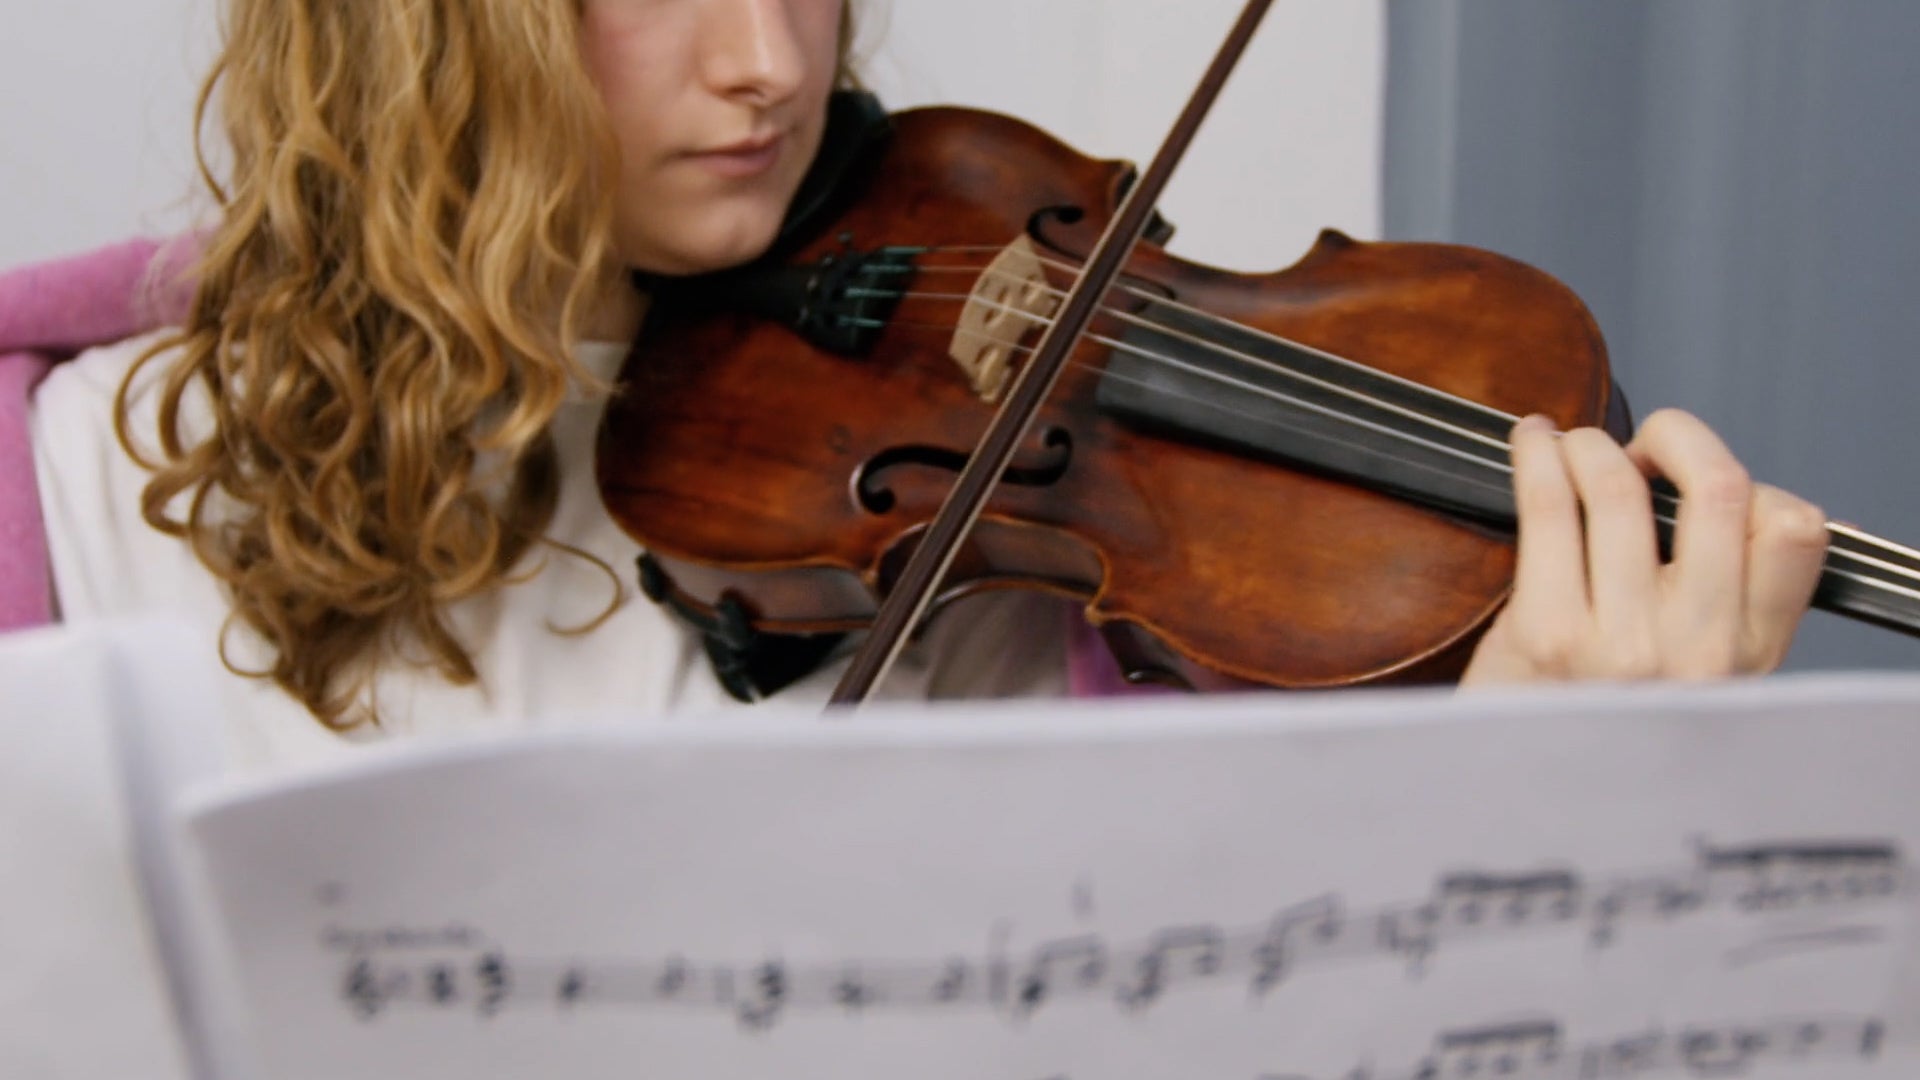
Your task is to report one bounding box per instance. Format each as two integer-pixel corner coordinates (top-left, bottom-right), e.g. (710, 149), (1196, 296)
(949, 236), (1059, 403)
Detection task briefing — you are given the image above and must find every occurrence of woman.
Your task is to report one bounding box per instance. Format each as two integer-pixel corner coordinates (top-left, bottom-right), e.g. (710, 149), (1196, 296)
(28, 0), (1831, 765)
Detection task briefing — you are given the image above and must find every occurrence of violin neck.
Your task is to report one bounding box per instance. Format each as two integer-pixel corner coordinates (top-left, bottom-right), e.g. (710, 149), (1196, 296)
(1093, 299), (1920, 641)
(1808, 524), (1920, 639)
(1647, 488), (1920, 638)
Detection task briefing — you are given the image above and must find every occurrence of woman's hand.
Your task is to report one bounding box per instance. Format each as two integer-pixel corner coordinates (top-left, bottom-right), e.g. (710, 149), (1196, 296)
(1460, 409), (1830, 686)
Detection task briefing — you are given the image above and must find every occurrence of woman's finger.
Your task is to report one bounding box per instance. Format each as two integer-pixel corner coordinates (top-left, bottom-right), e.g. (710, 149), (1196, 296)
(1559, 426), (1661, 637)
(1506, 414), (1591, 619)
(1739, 483), (1829, 671)
(1624, 409), (1750, 646)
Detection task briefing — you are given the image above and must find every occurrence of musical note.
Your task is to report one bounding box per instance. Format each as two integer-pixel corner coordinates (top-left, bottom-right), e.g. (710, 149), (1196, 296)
(1438, 870), (1582, 927)
(1376, 900), (1441, 976)
(476, 953), (510, 1016)
(1385, 869), (1585, 973)
(1575, 1015), (1887, 1079)
(735, 961), (787, 1030)
(426, 963), (457, 1005)
(1589, 884), (1632, 949)
(1651, 872), (1709, 920)
(1581, 1028), (1663, 1077)
(1116, 925), (1223, 1011)
(556, 967), (586, 1007)
(1251, 895), (1343, 998)
(932, 958), (970, 1003)
(1260, 1013), (1894, 1080)
(341, 957), (394, 1021)
(832, 969), (878, 1012)
(1863, 1019), (1887, 1057)
(1416, 1018), (1561, 1079)
(1700, 841), (1901, 913)
(657, 956), (691, 1000)
(1678, 1025), (1771, 1076)
(319, 837), (1907, 1029)
(1012, 934), (1107, 1019)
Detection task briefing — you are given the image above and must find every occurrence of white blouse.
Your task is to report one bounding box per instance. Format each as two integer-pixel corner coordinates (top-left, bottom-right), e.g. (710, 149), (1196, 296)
(30, 333), (1067, 774)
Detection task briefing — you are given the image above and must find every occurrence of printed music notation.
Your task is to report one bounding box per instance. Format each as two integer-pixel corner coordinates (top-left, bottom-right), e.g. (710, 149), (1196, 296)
(1008, 1013), (1888, 1080)
(329, 838), (1903, 1029)
(1270, 1011), (1888, 1080)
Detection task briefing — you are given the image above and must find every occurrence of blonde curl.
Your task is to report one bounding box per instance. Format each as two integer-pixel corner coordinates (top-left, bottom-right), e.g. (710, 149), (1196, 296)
(117, 0), (629, 729)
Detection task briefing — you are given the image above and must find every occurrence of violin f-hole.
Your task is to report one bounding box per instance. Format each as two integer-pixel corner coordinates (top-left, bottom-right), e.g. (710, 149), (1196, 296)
(854, 427), (1074, 515)
(1029, 182), (1178, 251)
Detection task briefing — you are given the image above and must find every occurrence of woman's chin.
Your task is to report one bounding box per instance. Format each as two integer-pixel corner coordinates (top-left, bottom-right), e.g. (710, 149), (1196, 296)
(622, 216), (787, 278)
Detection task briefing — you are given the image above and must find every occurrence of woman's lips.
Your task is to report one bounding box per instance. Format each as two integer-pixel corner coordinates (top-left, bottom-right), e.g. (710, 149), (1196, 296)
(684, 132), (786, 179)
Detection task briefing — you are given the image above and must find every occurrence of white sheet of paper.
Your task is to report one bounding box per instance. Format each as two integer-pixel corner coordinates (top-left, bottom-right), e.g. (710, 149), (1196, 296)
(0, 619), (221, 1080)
(172, 675), (1920, 1080)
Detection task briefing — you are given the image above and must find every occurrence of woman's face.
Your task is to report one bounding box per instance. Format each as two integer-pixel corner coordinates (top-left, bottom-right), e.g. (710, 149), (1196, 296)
(580, 0), (845, 276)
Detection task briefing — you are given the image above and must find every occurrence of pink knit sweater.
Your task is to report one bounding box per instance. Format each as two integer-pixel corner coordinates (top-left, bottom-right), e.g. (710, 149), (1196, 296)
(0, 237), (196, 631)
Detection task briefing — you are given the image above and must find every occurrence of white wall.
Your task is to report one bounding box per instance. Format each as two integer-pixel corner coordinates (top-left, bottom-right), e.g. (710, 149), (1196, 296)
(0, 0), (221, 266)
(0, 0), (1383, 274)
(861, 1), (1384, 271)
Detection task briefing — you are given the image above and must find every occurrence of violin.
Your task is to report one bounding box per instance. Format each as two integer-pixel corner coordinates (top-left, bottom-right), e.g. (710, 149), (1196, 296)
(595, 77), (1920, 700)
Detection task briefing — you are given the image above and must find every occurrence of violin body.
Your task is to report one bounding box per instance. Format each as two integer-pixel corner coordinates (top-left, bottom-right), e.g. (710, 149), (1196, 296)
(596, 104), (1615, 690)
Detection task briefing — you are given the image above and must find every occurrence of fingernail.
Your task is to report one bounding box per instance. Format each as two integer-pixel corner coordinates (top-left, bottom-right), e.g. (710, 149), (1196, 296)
(1514, 413), (1558, 435)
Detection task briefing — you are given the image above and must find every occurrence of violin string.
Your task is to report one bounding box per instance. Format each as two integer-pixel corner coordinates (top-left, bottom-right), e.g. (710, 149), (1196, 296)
(871, 300), (1920, 603)
(1820, 544), (1920, 598)
(898, 265), (1512, 457)
(910, 245), (1522, 430)
(884, 299), (1512, 479)
(1829, 522), (1920, 566)
(919, 247), (1920, 592)
(875, 253), (1920, 596)
(933, 319), (1920, 604)
(1823, 525), (1920, 610)
(916, 316), (1524, 502)
(897, 269), (1511, 460)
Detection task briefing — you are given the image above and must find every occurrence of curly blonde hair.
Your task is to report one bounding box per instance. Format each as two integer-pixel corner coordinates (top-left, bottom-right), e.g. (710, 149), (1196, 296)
(118, 1), (856, 729)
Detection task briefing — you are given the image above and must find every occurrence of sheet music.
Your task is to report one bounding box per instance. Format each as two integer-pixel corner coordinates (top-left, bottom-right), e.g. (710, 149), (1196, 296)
(0, 619), (221, 1080)
(170, 676), (1920, 1080)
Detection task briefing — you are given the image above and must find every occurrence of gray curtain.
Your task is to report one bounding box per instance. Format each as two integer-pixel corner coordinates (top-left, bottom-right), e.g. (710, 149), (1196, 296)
(1384, 0), (1920, 671)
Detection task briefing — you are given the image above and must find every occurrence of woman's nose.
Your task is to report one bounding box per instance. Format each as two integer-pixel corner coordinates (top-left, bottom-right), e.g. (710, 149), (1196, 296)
(696, 0), (808, 107)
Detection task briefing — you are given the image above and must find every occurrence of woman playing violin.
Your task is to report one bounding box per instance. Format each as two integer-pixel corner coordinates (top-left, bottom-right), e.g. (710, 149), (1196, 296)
(28, 0), (1830, 765)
